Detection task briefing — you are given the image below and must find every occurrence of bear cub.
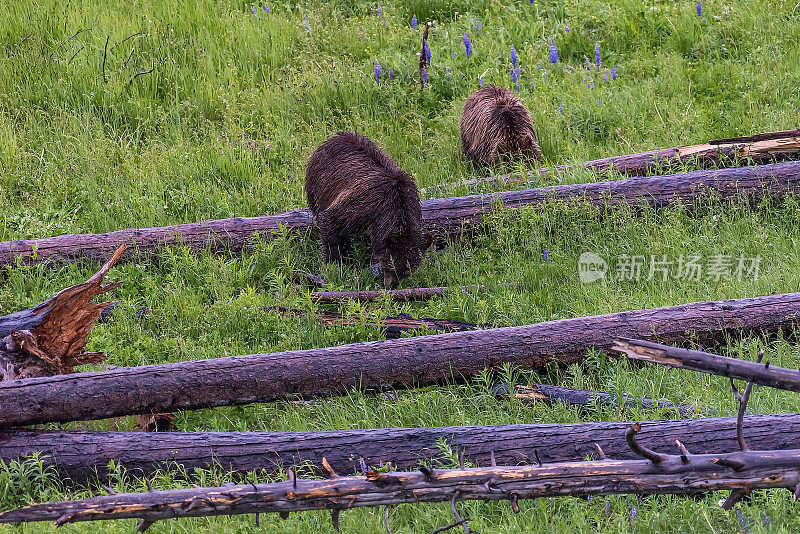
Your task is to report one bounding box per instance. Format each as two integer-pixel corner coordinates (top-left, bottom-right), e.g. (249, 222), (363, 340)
(305, 132), (431, 289)
(460, 85), (543, 167)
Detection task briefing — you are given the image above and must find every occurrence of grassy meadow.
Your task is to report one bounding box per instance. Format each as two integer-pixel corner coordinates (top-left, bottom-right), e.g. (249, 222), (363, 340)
(2, 0), (800, 531)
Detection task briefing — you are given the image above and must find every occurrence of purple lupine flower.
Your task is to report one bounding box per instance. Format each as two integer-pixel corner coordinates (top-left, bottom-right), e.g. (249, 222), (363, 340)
(587, 75), (595, 89)
(422, 67), (428, 84)
(611, 66), (617, 80)
(359, 458), (368, 472)
(374, 59), (381, 82)
(594, 42), (602, 65)
(479, 75), (483, 87)
(603, 70), (608, 83)
(631, 506), (636, 521)
(558, 101), (563, 113)
(251, 5), (258, 16)
(451, 51), (456, 58)
(446, 67), (451, 77)
(543, 249), (549, 260)
(565, 22), (569, 32)
(696, 1), (702, 17)
(265, 4), (270, 14)
(304, 15), (311, 32)
(736, 509), (746, 529)
(511, 65), (521, 83)
(764, 516), (770, 526)
(549, 41), (558, 63)
(463, 32), (473, 58)
(387, 68), (394, 80)
(540, 63), (546, 76)
(585, 57), (590, 69)
(476, 18), (482, 33)
(411, 15), (417, 28)
(510, 45), (518, 66)
(424, 41), (431, 62)
(376, 2), (383, 19)
(598, 97), (602, 105)
(515, 83), (520, 92)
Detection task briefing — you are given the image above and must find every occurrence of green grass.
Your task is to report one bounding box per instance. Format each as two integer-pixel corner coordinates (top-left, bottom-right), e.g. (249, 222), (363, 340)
(2, 0), (800, 531)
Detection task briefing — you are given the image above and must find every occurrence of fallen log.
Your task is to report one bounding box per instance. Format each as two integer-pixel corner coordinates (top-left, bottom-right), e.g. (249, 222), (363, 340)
(614, 338), (800, 393)
(3, 414), (796, 485)
(430, 129), (800, 192)
(310, 284), (498, 304)
(510, 384), (708, 417)
(709, 128), (800, 145)
(0, 245), (125, 380)
(5, 160), (800, 267)
(3, 429), (799, 530)
(3, 291), (800, 427)
(266, 306), (482, 338)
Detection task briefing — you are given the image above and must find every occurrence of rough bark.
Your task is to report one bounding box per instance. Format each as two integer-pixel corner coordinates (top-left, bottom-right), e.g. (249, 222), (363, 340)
(4, 160), (800, 267)
(615, 338), (800, 392)
(431, 130), (800, 192)
(310, 284), (498, 303)
(709, 128), (800, 145)
(266, 306), (482, 338)
(2, 291), (800, 427)
(3, 446), (799, 529)
(0, 245), (125, 379)
(511, 384), (708, 417)
(2, 414), (797, 485)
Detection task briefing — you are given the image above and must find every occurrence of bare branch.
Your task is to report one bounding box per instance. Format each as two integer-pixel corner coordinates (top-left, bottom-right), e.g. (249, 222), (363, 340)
(626, 423), (666, 464)
(8, 34), (32, 58)
(102, 36), (109, 82)
(383, 506), (393, 534)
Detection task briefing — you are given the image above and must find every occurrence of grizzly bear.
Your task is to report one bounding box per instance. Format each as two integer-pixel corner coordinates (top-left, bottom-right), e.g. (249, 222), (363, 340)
(305, 132), (432, 289)
(460, 85), (543, 167)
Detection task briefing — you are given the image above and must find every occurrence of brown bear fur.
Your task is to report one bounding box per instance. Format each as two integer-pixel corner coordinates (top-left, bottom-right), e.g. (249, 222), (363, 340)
(459, 85), (543, 167)
(305, 132), (431, 289)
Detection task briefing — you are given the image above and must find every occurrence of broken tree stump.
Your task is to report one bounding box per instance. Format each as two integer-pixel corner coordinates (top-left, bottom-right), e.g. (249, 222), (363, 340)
(2, 291), (800, 427)
(0, 245), (125, 380)
(2, 414), (797, 485)
(4, 160), (800, 267)
(614, 338), (800, 393)
(428, 128), (800, 192)
(4, 435), (800, 529)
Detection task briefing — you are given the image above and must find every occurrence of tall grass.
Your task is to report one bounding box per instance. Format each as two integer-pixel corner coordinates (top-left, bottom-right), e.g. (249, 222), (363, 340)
(1, 0), (800, 532)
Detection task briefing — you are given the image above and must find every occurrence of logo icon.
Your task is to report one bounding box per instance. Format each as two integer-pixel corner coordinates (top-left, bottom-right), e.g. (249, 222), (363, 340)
(578, 252), (608, 283)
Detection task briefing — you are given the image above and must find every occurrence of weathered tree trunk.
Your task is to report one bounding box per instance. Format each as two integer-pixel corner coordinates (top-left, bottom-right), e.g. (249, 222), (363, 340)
(0, 245), (125, 380)
(615, 338), (800, 392)
(511, 384), (708, 417)
(4, 160), (800, 267)
(709, 128), (800, 145)
(266, 306), (482, 338)
(2, 291), (800, 427)
(2, 414), (797, 485)
(430, 129), (800, 192)
(310, 284), (498, 303)
(3, 445), (799, 529)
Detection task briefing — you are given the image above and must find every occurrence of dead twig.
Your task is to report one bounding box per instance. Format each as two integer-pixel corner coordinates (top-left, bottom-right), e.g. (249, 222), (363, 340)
(128, 64), (155, 85)
(102, 36), (109, 82)
(8, 34), (32, 58)
(49, 27), (92, 60)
